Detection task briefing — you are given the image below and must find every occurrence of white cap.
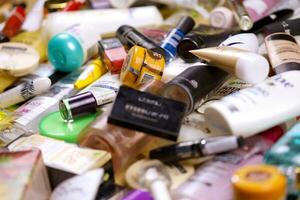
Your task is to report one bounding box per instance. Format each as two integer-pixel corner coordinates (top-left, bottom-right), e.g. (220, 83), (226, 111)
(235, 52), (270, 84)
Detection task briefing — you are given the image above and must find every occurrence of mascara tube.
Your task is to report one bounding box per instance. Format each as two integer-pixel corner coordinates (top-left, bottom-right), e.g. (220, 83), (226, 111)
(149, 136), (244, 162)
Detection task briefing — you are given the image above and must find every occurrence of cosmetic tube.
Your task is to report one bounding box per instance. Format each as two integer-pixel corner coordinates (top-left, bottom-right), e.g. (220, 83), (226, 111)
(48, 24), (99, 72)
(160, 16), (195, 62)
(74, 58), (108, 90)
(190, 46), (269, 84)
(177, 29), (237, 63)
(43, 6), (163, 39)
(265, 32), (300, 74)
(226, 0), (253, 31)
(172, 127), (283, 200)
(2, 5), (26, 37)
(21, 0), (45, 32)
(243, 0), (280, 22)
(150, 136), (244, 163)
(60, 73), (120, 122)
(204, 71), (300, 138)
(161, 65), (228, 114)
(244, 9), (294, 34)
(0, 76), (51, 108)
(13, 69), (81, 132)
(116, 25), (166, 59)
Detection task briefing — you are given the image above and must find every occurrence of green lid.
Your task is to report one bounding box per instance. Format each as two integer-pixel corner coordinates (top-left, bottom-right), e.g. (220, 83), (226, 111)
(48, 33), (84, 72)
(39, 111), (97, 143)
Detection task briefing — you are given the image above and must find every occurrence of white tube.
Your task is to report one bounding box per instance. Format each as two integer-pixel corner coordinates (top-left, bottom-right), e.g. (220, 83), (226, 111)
(43, 6), (163, 39)
(0, 77), (51, 108)
(220, 33), (259, 53)
(204, 70), (300, 138)
(21, 0), (46, 31)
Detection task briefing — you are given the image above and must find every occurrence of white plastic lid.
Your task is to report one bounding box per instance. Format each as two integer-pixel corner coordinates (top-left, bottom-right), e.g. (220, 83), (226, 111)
(0, 43), (40, 77)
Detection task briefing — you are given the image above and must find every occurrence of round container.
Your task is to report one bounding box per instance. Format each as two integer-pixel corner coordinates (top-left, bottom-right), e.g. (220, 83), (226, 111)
(0, 42), (39, 76)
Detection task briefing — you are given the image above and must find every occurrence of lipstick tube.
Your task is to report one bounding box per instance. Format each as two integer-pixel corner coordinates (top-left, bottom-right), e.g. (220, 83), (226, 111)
(2, 5), (26, 37)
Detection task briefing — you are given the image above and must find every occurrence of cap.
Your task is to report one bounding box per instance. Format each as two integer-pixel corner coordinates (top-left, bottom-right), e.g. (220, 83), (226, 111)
(48, 32), (84, 72)
(0, 34), (9, 43)
(116, 25), (133, 44)
(39, 111), (98, 143)
(176, 16), (196, 34)
(59, 92), (98, 123)
(177, 34), (205, 63)
(232, 165), (286, 200)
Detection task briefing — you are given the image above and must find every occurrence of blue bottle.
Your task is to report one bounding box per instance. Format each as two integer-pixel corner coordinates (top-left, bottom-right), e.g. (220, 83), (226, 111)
(161, 16), (195, 62)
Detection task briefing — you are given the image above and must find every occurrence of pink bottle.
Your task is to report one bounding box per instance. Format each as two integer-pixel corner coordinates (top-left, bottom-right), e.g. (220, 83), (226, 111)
(172, 126), (283, 200)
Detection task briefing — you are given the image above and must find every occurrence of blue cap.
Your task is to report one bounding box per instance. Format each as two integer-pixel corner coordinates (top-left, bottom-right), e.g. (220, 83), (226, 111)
(48, 33), (84, 72)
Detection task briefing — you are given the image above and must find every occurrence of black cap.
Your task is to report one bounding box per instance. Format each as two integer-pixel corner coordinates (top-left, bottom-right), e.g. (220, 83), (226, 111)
(0, 34), (9, 43)
(177, 34), (205, 63)
(176, 16), (196, 34)
(116, 25), (133, 37)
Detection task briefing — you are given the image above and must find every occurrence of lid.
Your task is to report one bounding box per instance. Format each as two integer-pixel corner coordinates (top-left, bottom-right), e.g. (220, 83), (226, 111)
(39, 111), (98, 143)
(176, 16), (195, 34)
(48, 33), (84, 72)
(0, 43), (39, 77)
(232, 165), (286, 200)
(177, 34), (205, 63)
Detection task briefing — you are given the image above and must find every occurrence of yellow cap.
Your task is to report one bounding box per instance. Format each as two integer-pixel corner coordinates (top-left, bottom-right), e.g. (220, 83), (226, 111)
(74, 59), (108, 90)
(232, 165), (286, 200)
(120, 45), (165, 88)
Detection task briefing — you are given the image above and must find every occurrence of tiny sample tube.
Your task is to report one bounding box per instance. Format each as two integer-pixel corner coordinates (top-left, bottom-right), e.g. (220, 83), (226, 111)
(160, 16), (195, 62)
(265, 32), (300, 74)
(150, 136), (244, 162)
(0, 76), (51, 108)
(60, 73), (120, 122)
(2, 4), (26, 37)
(116, 25), (166, 59)
(74, 59), (108, 90)
(226, 0), (253, 31)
